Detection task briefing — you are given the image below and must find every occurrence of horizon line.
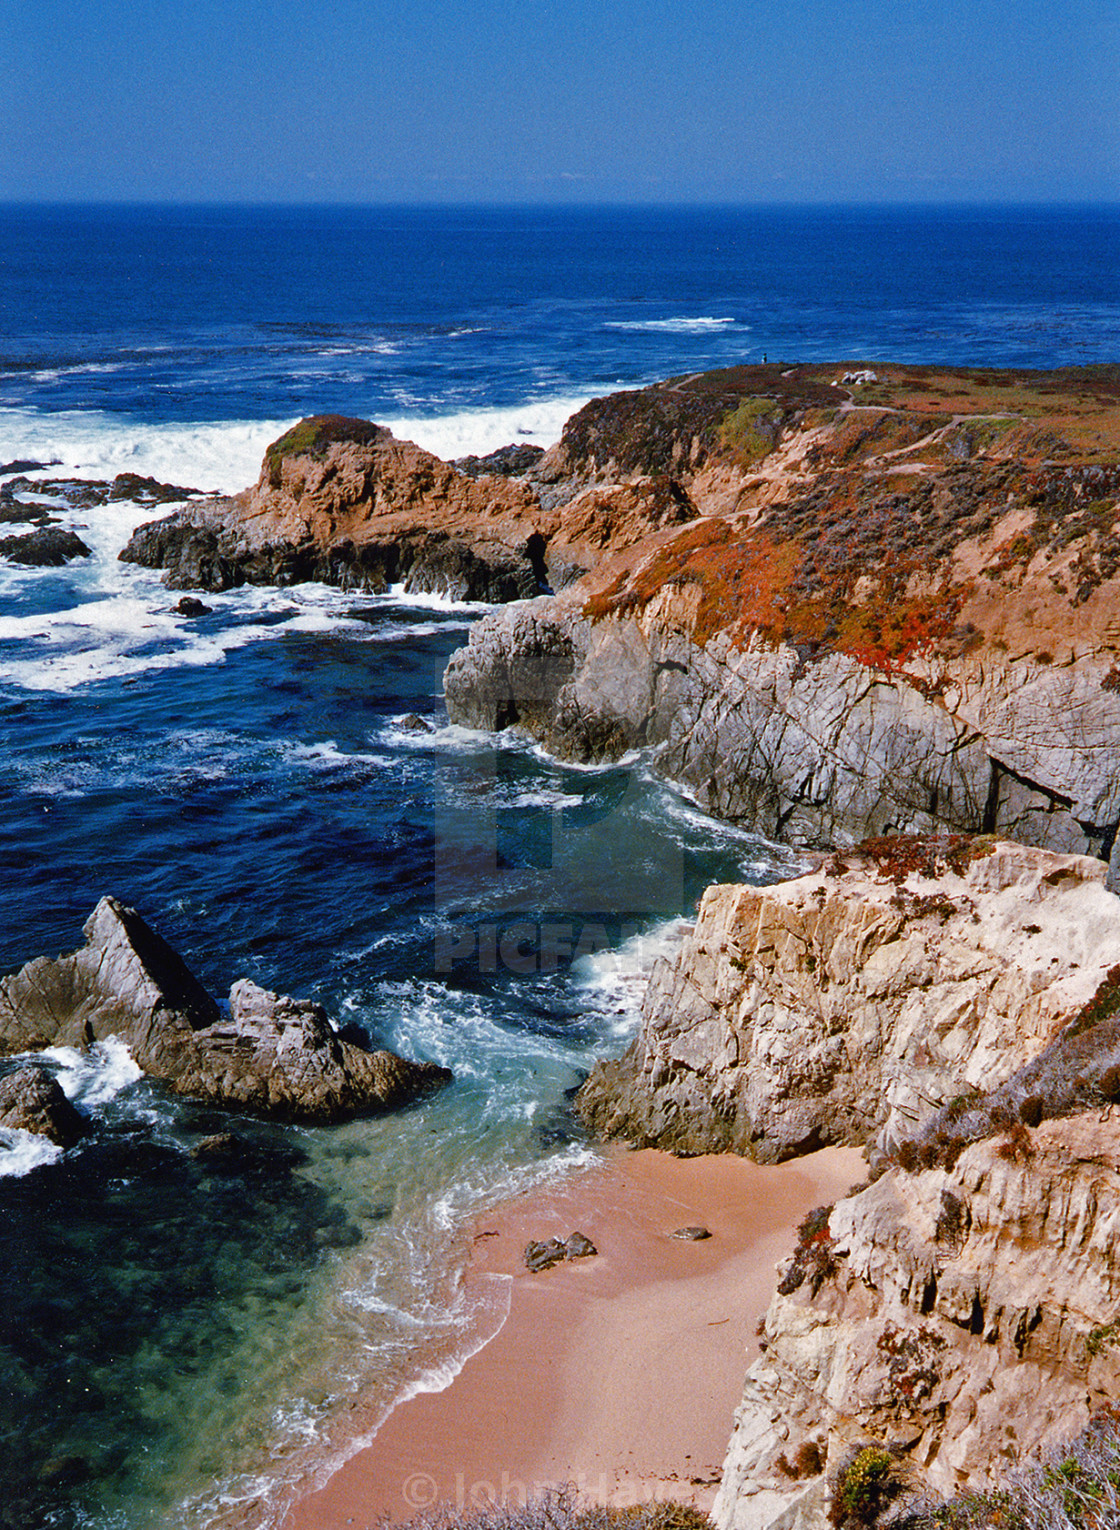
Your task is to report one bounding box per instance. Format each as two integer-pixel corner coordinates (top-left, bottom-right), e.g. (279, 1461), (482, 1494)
(1, 196), (1118, 213)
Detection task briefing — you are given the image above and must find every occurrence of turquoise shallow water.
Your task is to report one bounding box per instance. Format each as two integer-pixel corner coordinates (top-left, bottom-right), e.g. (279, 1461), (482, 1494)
(1, 202), (1118, 1528)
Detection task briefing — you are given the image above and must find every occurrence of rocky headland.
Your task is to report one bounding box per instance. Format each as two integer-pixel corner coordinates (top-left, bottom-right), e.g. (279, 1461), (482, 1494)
(441, 363), (1120, 886)
(0, 897), (451, 1128)
(119, 414), (693, 600)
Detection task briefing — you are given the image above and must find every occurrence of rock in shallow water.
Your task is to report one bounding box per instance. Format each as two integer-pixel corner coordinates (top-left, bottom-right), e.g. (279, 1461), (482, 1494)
(0, 1065), (87, 1148)
(0, 528), (91, 565)
(0, 898), (452, 1124)
(523, 1231), (598, 1272)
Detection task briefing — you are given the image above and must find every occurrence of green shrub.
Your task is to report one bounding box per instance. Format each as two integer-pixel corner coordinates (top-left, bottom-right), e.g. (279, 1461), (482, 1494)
(829, 1446), (895, 1527)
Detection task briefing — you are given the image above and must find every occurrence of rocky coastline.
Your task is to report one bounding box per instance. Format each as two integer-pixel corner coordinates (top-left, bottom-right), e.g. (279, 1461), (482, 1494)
(441, 365), (1120, 887)
(570, 836), (1120, 1528)
(18, 362), (1120, 1525)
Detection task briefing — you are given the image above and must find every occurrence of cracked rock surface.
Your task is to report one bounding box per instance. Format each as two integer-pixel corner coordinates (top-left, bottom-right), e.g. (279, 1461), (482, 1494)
(576, 841), (1120, 1160)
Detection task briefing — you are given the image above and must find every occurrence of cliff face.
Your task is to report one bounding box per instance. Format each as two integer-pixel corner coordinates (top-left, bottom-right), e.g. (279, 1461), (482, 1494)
(444, 364), (1120, 884)
(576, 841), (1120, 1161)
(574, 841), (1120, 1526)
(714, 1113), (1120, 1529)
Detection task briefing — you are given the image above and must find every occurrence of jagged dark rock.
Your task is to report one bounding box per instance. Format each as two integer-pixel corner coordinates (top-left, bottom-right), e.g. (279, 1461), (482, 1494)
(0, 459), (59, 475)
(0, 898), (452, 1124)
(523, 1231), (598, 1272)
(172, 596), (212, 617)
(107, 472), (202, 503)
(453, 442), (545, 478)
(0, 1066), (88, 1148)
(0, 528), (92, 565)
(0, 502), (58, 526)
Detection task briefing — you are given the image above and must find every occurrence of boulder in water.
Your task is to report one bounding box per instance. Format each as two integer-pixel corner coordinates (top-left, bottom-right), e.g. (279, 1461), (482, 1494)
(0, 898), (452, 1125)
(0, 1066), (87, 1148)
(0, 528), (91, 565)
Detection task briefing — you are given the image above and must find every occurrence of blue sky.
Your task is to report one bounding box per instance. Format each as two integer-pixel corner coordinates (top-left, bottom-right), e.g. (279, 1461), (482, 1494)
(3, 0), (1117, 203)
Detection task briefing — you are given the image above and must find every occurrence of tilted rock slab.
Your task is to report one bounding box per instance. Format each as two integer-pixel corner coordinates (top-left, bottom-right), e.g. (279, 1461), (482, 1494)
(577, 842), (1120, 1161)
(713, 1113), (1120, 1529)
(0, 898), (451, 1124)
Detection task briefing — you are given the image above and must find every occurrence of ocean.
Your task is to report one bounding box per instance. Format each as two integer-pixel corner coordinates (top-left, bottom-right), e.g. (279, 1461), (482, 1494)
(1, 201), (1118, 1530)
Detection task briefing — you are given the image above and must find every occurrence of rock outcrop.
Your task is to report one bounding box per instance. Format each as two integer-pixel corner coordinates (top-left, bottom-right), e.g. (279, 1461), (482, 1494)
(0, 898), (451, 1124)
(571, 833), (1120, 1525)
(577, 839), (1120, 1162)
(714, 1113), (1120, 1528)
(118, 415), (709, 599)
(444, 364), (1120, 886)
(0, 1065), (87, 1148)
(0, 528), (91, 565)
(116, 416), (681, 600)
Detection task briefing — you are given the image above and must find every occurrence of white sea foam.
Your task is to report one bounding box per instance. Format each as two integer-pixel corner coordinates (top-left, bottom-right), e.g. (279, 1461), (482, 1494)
(0, 1128), (64, 1177)
(379, 393), (593, 462)
(529, 741), (641, 773)
(378, 717), (495, 754)
(0, 409), (291, 496)
(0, 392), (591, 504)
(385, 582), (493, 614)
(41, 1037), (143, 1107)
(571, 913), (690, 1037)
(604, 316), (746, 334)
(285, 741), (393, 772)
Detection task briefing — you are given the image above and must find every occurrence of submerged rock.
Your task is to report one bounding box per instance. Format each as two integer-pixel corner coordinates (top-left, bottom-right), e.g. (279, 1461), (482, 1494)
(0, 898), (452, 1124)
(0, 1066), (87, 1148)
(172, 596), (212, 617)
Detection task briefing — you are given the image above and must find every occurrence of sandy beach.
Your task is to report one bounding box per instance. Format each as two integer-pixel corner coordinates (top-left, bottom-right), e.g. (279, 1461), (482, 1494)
(282, 1143), (864, 1530)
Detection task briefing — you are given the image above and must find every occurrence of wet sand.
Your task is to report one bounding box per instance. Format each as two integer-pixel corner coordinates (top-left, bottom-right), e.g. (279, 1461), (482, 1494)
(281, 1143), (863, 1529)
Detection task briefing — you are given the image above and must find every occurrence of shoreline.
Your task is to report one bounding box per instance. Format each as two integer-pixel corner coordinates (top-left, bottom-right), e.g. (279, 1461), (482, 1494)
(280, 1142), (865, 1530)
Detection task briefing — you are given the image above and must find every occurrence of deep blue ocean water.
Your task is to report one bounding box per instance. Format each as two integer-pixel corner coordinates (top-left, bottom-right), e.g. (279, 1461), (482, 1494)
(1, 202), (1118, 1530)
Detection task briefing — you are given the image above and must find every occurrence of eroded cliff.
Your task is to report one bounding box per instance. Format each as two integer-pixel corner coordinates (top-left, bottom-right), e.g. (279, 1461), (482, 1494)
(444, 364), (1120, 883)
(576, 840), (1120, 1162)
(715, 1111), (1120, 1529)
(576, 839), (1120, 1527)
